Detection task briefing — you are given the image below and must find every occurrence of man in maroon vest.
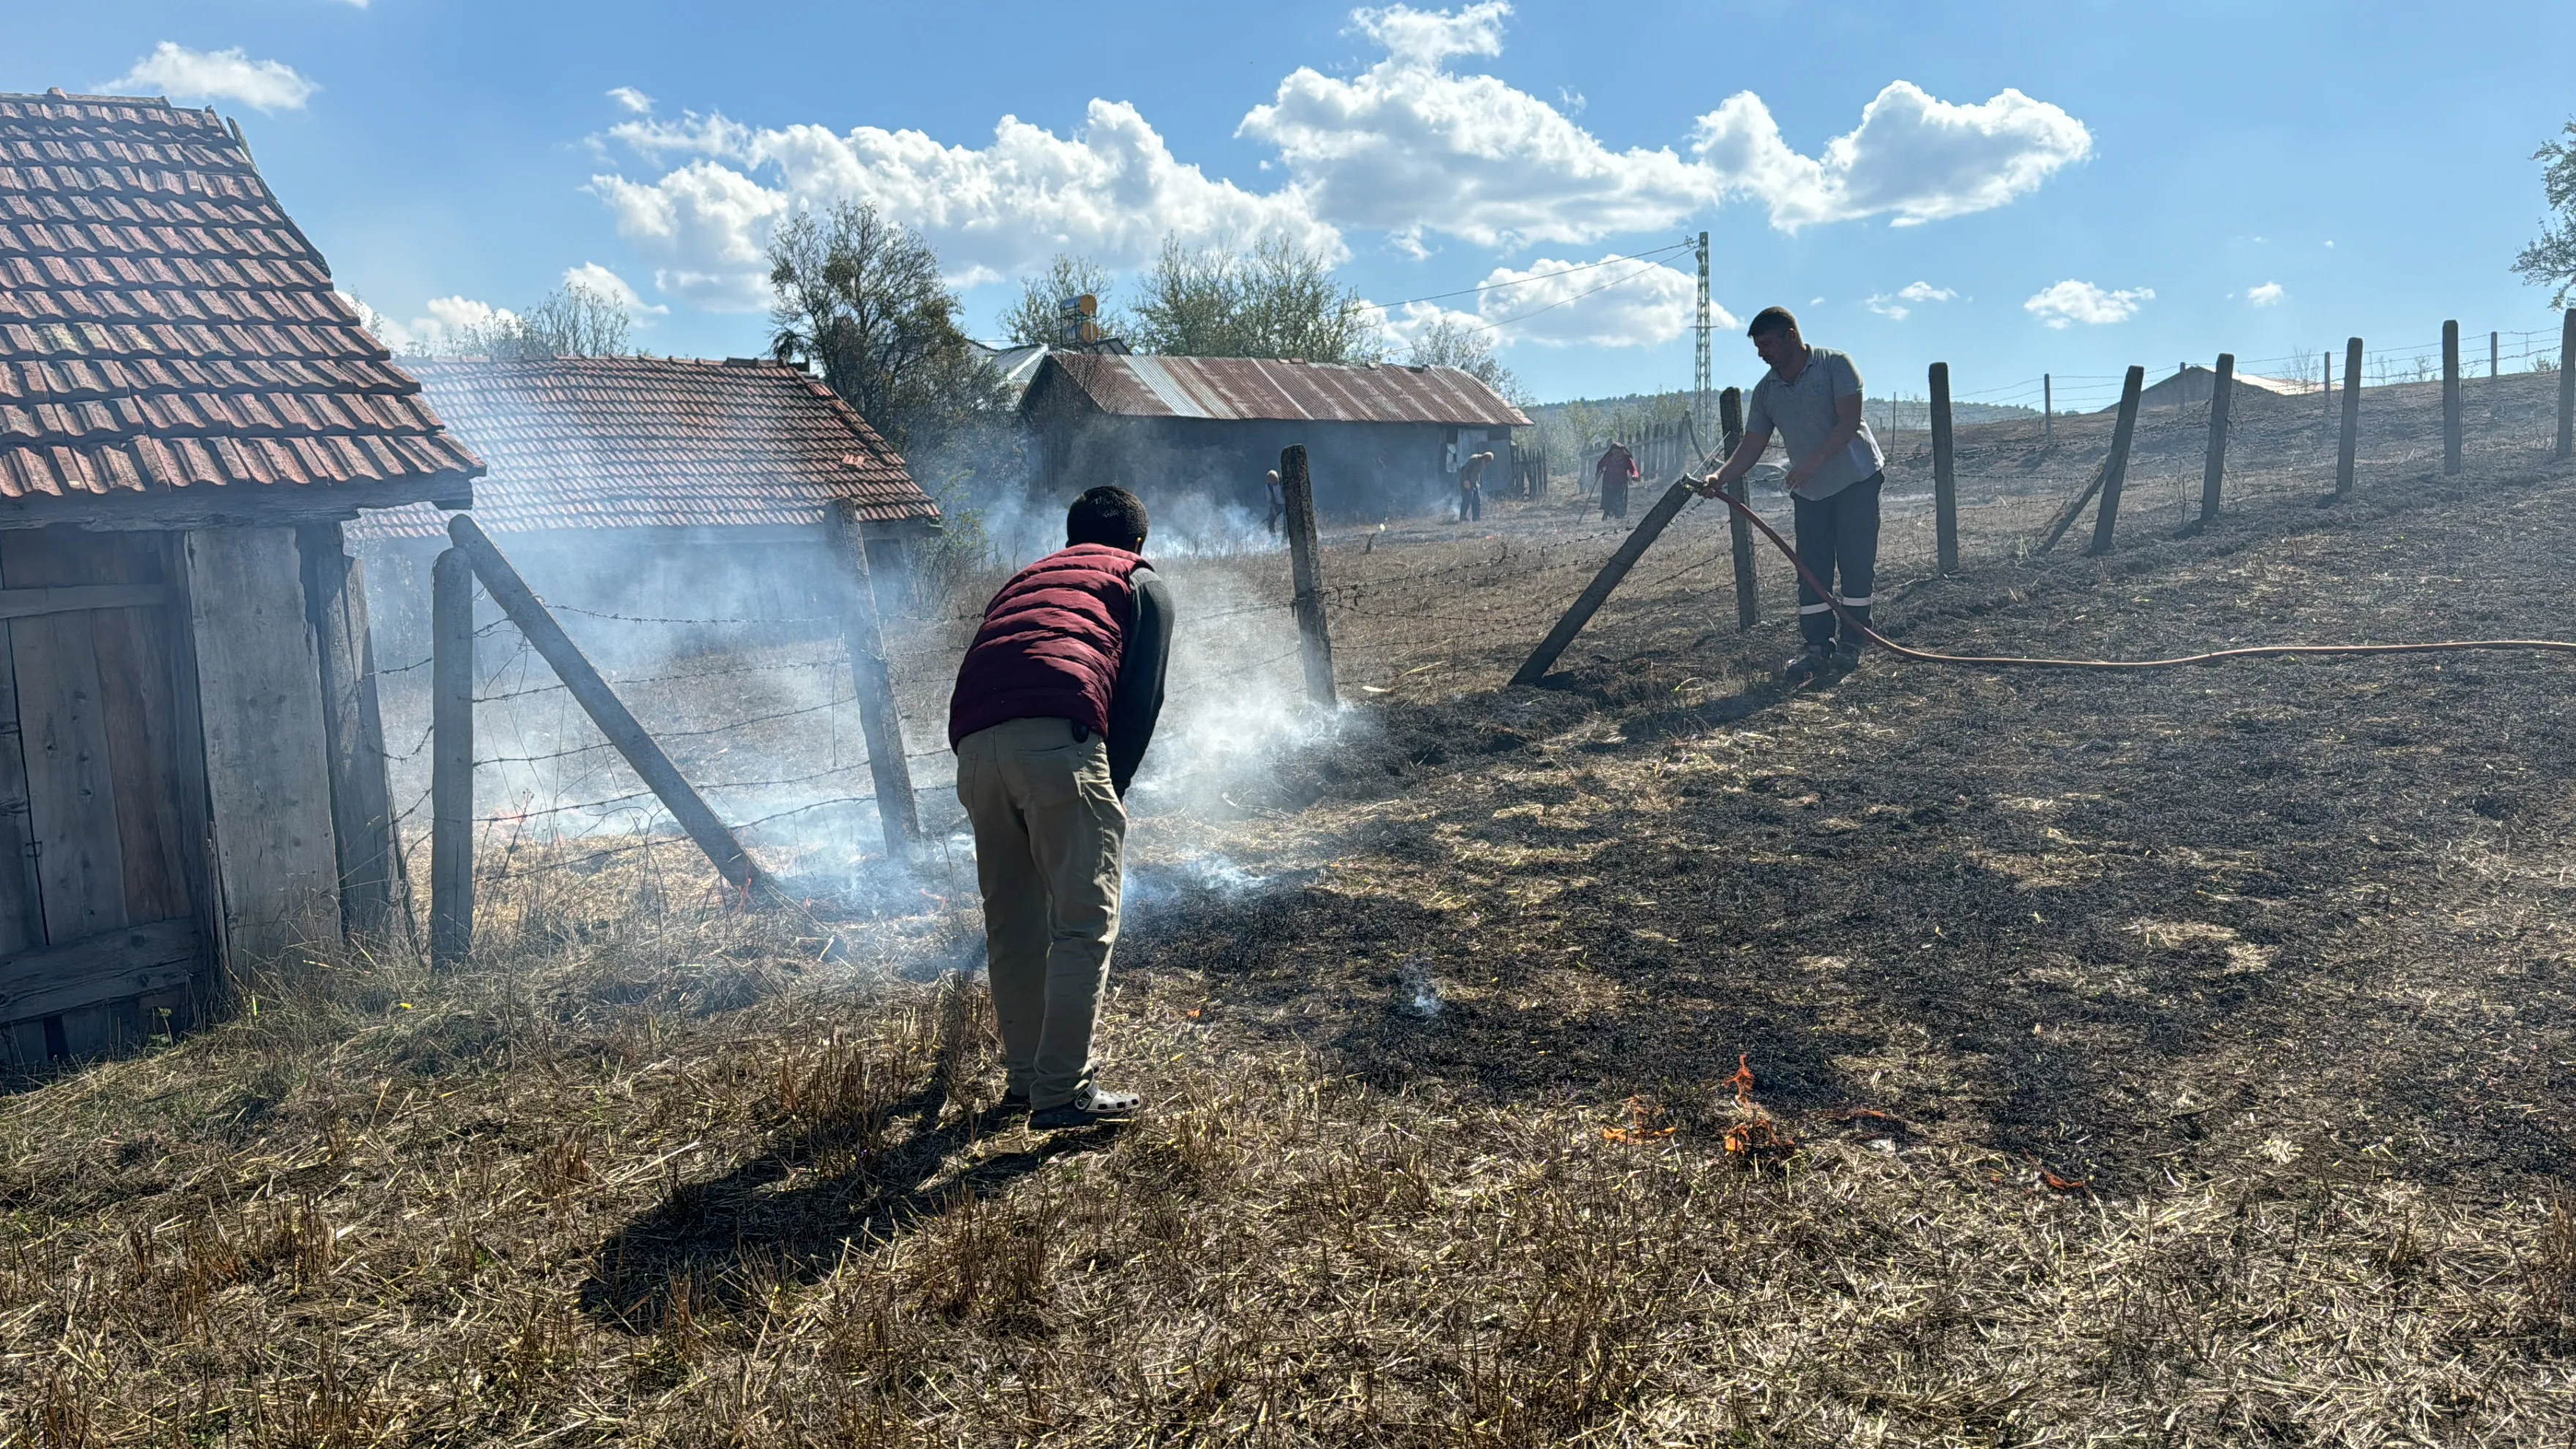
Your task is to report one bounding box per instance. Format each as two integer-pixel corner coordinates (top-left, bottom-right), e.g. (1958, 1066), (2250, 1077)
(948, 486), (1175, 1128)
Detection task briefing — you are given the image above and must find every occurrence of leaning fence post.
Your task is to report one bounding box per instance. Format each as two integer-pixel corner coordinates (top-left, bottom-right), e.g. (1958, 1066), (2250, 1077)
(1929, 362), (1958, 573)
(2195, 353), (2234, 531)
(1720, 386), (1758, 628)
(446, 514), (768, 902)
(2444, 320), (2463, 475)
(2086, 365), (2147, 555)
(430, 547), (473, 968)
(2337, 337), (2365, 495)
(1278, 446), (1338, 709)
(2043, 373), (2053, 447)
(823, 502), (921, 858)
(2558, 311), (2574, 461)
(1513, 479), (1698, 686)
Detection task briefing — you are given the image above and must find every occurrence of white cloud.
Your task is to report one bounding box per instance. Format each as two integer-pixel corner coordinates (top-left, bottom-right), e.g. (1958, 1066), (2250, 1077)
(591, 102), (1343, 310)
(1380, 252), (1716, 351)
(337, 293), (517, 353)
(2023, 279), (2152, 329)
(100, 42), (317, 112)
(1865, 279), (1958, 320)
(2247, 280), (2285, 307)
(562, 262), (668, 318)
(1691, 82), (2089, 231)
(1243, 9), (2086, 248)
(587, 4), (2086, 314)
(607, 86), (654, 115)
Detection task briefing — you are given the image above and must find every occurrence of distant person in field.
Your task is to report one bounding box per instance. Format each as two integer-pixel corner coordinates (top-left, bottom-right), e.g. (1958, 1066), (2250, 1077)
(1457, 449), (1493, 523)
(1699, 306), (1886, 683)
(947, 486), (1173, 1129)
(1596, 442), (1638, 520)
(1264, 468), (1284, 537)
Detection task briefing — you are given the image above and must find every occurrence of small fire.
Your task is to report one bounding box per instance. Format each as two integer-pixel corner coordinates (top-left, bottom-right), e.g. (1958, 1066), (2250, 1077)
(1601, 1094), (1676, 1144)
(1721, 1053), (1799, 1159)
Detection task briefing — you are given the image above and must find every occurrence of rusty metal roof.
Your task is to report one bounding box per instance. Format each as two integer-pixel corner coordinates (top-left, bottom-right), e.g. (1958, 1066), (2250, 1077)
(0, 91), (481, 514)
(1033, 353), (1530, 427)
(345, 356), (939, 542)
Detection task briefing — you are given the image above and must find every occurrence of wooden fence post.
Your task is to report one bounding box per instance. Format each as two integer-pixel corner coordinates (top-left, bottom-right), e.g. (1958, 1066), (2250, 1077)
(1278, 446), (1338, 709)
(446, 514), (768, 903)
(2195, 353), (2234, 531)
(823, 503), (921, 858)
(2492, 330), (2500, 378)
(299, 523), (405, 941)
(1720, 387), (1758, 629)
(1513, 480), (1698, 687)
(2337, 337), (2365, 495)
(1929, 362), (1958, 574)
(2558, 311), (2574, 461)
(2444, 320), (2463, 475)
(2086, 365), (2147, 555)
(430, 547), (473, 968)
(2043, 374), (2053, 447)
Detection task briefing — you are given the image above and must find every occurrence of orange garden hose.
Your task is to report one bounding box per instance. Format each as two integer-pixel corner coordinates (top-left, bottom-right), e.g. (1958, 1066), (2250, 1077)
(1704, 484), (2576, 670)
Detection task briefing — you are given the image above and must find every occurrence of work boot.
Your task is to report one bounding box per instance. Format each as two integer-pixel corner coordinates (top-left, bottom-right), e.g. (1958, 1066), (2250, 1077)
(1833, 639), (1863, 672)
(1029, 1084), (1142, 1130)
(1781, 645), (1833, 684)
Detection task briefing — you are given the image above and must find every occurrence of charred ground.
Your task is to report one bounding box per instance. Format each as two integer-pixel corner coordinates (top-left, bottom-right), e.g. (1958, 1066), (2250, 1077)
(9, 375), (2576, 1445)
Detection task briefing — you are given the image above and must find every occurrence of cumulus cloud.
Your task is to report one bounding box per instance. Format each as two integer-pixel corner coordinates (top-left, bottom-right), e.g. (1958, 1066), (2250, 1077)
(591, 102), (1342, 311)
(563, 261), (668, 318)
(607, 86), (654, 115)
(1693, 83), (2088, 231)
(2023, 279), (2152, 329)
(588, 3), (2086, 312)
(100, 42), (318, 112)
(1244, 7), (2089, 247)
(337, 293), (518, 353)
(1864, 279), (1958, 320)
(1379, 252), (1716, 351)
(2247, 280), (2285, 307)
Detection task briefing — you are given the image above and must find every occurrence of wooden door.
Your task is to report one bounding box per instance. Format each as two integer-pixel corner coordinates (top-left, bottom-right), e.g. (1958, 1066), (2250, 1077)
(0, 528), (209, 1066)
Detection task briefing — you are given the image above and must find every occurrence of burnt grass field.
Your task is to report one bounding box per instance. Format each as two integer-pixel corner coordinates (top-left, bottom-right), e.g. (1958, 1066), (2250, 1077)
(13, 372), (2576, 1445)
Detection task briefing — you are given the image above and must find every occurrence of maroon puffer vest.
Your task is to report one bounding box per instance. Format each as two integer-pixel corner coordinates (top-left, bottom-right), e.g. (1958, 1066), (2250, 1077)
(948, 544), (1147, 747)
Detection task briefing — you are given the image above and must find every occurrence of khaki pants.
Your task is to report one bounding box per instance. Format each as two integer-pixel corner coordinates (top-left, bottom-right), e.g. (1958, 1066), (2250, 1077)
(955, 717), (1128, 1109)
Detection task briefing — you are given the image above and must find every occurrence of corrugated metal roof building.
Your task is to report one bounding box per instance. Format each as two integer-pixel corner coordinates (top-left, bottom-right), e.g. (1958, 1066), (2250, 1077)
(346, 356), (940, 662)
(2126, 365), (2313, 413)
(1021, 353), (1531, 527)
(0, 89), (485, 1061)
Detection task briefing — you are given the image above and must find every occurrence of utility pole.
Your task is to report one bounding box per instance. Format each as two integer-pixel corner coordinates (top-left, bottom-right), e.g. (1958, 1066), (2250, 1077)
(1693, 231), (1712, 440)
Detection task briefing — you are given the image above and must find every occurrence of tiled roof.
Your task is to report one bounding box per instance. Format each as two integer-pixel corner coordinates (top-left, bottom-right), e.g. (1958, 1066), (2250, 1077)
(1032, 353), (1532, 427)
(345, 356), (940, 541)
(0, 91), (480, 517)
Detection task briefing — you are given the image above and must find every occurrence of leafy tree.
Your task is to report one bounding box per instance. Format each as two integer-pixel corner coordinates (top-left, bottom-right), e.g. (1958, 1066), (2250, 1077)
(767, 201), (1008, 455)
(1003, 255), (1127, 348)
(505, 282), (632, 358)
(1404, 314), (1524, 403)
(1131, 235), (1382, 363)
(2514, 120), (2576, 306)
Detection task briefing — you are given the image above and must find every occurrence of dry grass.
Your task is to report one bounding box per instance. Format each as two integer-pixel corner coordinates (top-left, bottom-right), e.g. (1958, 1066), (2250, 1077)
(12, 376), (2576, 1444)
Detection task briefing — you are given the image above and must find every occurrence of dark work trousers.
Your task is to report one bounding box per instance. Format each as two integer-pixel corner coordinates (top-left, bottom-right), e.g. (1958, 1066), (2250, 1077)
(1790, 472), (1883, 650)
(1600, 476), (1630, 520)
(1458, 484), (1482, 523)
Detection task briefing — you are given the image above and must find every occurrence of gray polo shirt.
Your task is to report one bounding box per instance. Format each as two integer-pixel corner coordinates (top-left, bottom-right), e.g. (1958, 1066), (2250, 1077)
(1746, 345), (1884, 499)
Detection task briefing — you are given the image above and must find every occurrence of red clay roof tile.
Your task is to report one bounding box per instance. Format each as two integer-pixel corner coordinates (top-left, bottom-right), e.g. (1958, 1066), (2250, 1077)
(0, 92), (479, 517)
(347, 356), (939, 541)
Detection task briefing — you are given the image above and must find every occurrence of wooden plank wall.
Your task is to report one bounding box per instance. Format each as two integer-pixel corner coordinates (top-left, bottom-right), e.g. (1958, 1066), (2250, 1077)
(184, 527), (342, 970)
(299, 524), (405, 941)
(0, 528), (209, 1061)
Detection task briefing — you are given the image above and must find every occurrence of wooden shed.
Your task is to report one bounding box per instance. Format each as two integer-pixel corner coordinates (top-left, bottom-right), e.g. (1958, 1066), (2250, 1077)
(0, 91), (481, 1063)
(1019, 353), (1530, 523)
(346, 356), (940, 655)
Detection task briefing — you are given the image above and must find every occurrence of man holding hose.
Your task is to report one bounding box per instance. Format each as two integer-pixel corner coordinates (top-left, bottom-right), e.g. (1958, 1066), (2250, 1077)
(1699, 307), (1886, 682)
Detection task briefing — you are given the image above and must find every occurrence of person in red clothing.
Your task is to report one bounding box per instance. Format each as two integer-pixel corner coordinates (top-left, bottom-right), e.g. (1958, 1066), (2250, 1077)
(1595, 443), (1638, 520)
(948, 486), (1175, 1129)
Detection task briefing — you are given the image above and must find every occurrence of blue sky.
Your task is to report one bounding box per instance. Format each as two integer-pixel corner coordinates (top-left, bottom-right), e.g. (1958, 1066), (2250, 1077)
(13, 0), (2576, 409)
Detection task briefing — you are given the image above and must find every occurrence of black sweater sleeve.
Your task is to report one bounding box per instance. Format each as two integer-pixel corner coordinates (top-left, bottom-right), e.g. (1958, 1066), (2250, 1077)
(1106, 568), (1174, 794)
